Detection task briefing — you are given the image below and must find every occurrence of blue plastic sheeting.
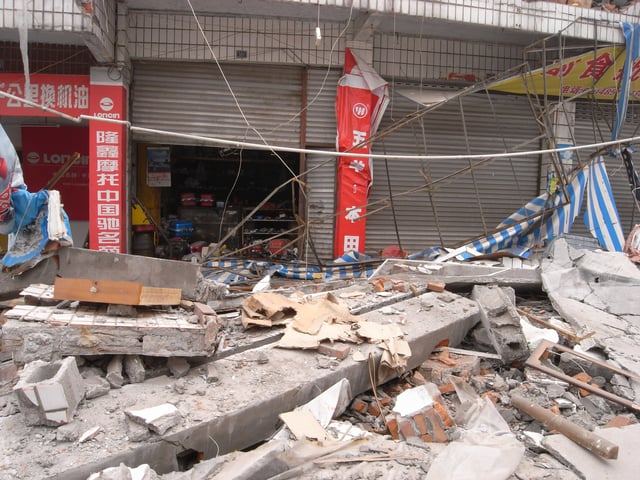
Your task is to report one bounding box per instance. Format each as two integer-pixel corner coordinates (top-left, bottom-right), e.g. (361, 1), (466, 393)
(202, 251), (375, 284)
(0, 123), (73, 271)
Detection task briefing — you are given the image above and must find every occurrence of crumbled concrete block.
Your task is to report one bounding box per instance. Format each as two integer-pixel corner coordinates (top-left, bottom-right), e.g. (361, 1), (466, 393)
(125, 403), (182, 435)
(82, 372), (111, 400)
(471, 285), (529, 364)
(123, 355), (146, 384)
(56, 423), (81, 443)
(127, 419), (152, 442)
(13, 356), (85, 426)
(205, 363), (219, 384)
(167, 357), (190, 378)
(106, 355), (124, 388)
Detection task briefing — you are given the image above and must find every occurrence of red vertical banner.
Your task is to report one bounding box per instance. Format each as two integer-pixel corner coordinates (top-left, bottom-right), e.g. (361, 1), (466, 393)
(334, 49), (389, 256)
(89, 68), (128, 253)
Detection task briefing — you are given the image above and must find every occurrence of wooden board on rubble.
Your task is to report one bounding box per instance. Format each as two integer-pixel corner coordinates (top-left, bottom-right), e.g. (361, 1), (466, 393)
(53, 278), (181, 306)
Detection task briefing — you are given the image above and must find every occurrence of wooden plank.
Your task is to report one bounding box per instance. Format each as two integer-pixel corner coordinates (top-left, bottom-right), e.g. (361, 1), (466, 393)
(138, 287), (182, 306)
(54, 278), (142, 305)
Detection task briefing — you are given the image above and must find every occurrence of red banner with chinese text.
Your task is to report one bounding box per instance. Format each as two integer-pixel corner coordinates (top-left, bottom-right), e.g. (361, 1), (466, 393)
(334, 49), (388, 256)
(89, 70), (127, 253)
(21, 125), (89, 220)
(0, 74), (89, 117)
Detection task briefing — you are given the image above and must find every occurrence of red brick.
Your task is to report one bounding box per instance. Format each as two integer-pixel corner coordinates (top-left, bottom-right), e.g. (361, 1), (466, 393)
(421, 433), (434, 442)
(318, 342), (351, 360)
(413, 413), (429, 436)
(367, 402), (381, 417)
(433, 401), (454, 428)
(351, 398), (368, 414)
(427, 281), (446, 292)
(398, 417), (415, 440)
(385, 416), (399, 440)
(424, 409), (448, 443)
(438, 382), (456, 395)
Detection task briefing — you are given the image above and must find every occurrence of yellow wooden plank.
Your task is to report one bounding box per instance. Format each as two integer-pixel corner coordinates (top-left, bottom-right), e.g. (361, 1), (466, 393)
(138, 286), (182, 306)
(53, 278), (142, 305)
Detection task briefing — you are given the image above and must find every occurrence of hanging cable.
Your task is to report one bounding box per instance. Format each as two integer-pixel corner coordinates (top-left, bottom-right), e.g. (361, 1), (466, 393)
(381, 140), (403, 252)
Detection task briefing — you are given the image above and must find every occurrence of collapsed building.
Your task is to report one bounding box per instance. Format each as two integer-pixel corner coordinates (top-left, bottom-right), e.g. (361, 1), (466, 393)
(1, 1), (640, 479)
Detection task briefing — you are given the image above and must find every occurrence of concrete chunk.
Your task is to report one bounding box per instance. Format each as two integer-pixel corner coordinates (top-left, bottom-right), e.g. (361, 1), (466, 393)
(471, 285), (529, 364)
(125, 403), (182, 435)
(13, 356), (84, 426)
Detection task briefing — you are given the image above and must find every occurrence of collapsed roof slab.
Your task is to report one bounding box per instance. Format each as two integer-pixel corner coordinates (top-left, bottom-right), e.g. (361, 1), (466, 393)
(2, 304), (220, 363)
(370, 259), (542, 292)
(0, 291), (479, 479)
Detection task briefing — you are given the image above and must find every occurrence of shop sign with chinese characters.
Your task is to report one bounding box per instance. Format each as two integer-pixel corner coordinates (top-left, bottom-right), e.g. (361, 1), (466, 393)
(89, 69), (127, 253)
(0, 73), (89, 117)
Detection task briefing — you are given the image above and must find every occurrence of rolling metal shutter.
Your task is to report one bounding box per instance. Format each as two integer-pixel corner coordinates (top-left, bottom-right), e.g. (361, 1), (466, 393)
(131, 62), (303, 147)
(366, 89), (542, 256)
(302, 68), (340, 261)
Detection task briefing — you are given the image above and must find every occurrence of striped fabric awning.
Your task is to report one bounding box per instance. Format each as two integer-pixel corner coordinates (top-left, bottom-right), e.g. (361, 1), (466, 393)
(457, 156), (623, 258)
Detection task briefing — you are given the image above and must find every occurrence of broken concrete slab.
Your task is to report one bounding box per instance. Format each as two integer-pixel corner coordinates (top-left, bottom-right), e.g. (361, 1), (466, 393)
(2, 303), (221, 364)
(13, 356), (84, 426)
(56, 248), (202, 301)
(540, 238), (640, 400)
(471, 285), (529, 364)
(370, 259), (542, 291)
(543, 423), (640, 480)
(0, 290), (478, 478)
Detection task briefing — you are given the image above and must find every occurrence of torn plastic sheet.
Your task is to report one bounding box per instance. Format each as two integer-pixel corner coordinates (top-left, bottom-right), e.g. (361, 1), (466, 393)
(0, 123), (73, 272)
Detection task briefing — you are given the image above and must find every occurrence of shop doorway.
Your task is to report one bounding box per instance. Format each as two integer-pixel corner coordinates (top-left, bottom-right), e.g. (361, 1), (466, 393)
(135, 144), (301, 260)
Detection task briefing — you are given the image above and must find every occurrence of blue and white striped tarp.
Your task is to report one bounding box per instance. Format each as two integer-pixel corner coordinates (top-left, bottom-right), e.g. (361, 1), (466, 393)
(203, 251), (375, 284)
(456, 155), (623, 257)
(583, 157), (625, 251)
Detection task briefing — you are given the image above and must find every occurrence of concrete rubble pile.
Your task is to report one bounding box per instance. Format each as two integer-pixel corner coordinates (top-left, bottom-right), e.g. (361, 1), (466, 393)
(0, 236), (639, 480)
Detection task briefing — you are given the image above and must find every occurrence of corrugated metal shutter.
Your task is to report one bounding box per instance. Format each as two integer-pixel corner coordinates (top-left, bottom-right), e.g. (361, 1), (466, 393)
(305, 68), (340, 146)
(304, 152), (336, 262)
(366, 90), (542, 255)
(573, 101), (639, 237)
(302, 68), (340, 261)
(131, 62), (302, 147)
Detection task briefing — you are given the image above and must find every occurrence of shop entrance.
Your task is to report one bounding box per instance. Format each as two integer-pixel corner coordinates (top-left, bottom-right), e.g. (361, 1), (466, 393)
(135, 144), (301, 260)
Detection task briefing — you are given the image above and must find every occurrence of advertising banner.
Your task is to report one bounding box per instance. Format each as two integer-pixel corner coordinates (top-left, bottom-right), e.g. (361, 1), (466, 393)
(334, 48), (389, 256)
(489, 46), (639, 100)
(0, 73), (89, 117)
(89, 68), (127, 253)
(21, 125), (89, 220)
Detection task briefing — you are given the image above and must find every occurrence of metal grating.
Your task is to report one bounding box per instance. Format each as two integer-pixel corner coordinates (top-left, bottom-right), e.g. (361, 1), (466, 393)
(127, 12), (347, 66)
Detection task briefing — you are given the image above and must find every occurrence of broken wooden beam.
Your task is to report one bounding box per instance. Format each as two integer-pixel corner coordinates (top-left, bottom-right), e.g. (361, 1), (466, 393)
(53, 278), (181, 306)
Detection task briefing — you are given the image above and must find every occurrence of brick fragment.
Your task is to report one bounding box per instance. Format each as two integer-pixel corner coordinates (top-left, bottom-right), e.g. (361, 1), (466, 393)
(318, 342), (351, 360)
(605, 416), (634, 428)
(351, 398), (368, 414)
(426, 281), (446, 292)
(413, 413), (429, 436)
(386, 415), (399, 440)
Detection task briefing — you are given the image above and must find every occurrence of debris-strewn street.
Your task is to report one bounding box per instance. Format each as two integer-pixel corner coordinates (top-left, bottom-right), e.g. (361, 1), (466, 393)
(1, 235), (639, 480)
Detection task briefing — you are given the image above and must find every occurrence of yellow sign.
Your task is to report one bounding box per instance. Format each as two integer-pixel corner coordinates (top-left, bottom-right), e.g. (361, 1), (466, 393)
(489, 47), (640, 100)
